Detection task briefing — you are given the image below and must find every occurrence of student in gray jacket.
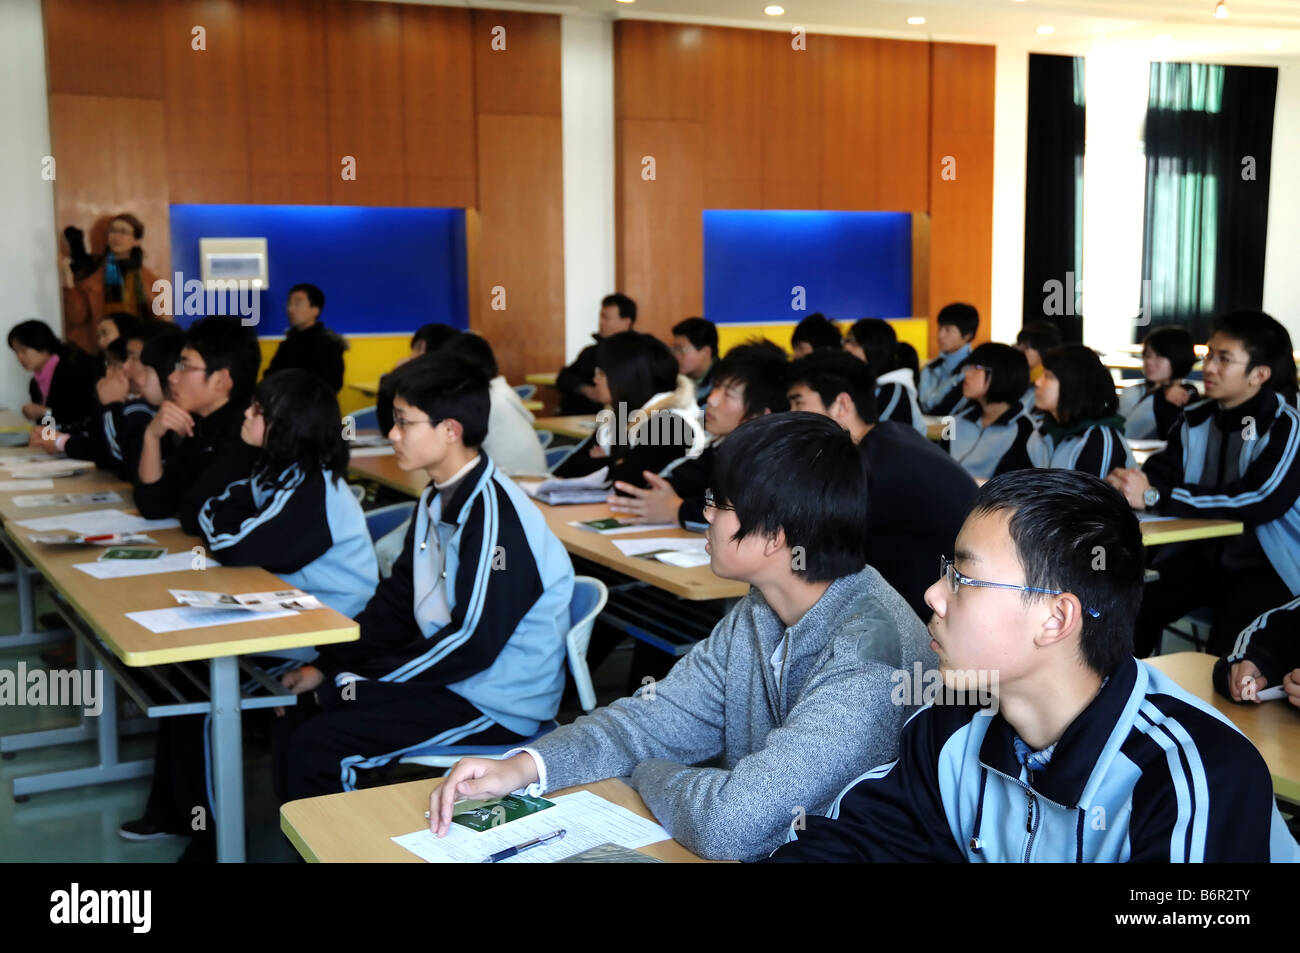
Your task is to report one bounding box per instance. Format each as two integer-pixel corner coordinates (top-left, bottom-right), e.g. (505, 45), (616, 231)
(429, 412), (937, 861)
(944, 342), (1036, 481)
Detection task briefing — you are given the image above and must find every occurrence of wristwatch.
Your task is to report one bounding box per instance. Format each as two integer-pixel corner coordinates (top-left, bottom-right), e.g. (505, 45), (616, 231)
(1142, 487), (1160, 510)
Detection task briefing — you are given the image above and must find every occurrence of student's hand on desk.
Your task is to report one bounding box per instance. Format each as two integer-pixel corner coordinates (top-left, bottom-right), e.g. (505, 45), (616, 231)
(430, 753), (540, 837)
(1106, 467), (1150, 510)
(147, 401), (195, 440)
(1285, 670), (1300, 709)
(27, 428), (59, 453)
(281, 665), (324, 694)
(21, 403), (45, 422)
(608, 472), (682, 524)
(1228, 659), (1266, 702)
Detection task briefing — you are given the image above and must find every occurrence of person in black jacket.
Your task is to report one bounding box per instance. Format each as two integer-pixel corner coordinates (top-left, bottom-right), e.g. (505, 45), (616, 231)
(607, 340), (789, 527)
(8, 319), (98, 430)
(555, 293), (635, 414)
(787, 350), (977, 620)
(29, 338), (132, 471)
(266, 283), (348, 392)
(1216, 596), (1300, 708)
(134, 315), (261, 531)
(375, 323), (463, 434)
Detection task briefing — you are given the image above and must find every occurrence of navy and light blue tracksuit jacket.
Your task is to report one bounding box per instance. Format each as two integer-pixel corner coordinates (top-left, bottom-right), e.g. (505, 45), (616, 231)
(1027, 415), (1135, 479)
(1143, 388), (1300, 597)
(63, 398), (155, 482)
(944, 402), (1036, 480)
(874, 368), (926, 436)
(919, 344), (970, 416)
(765, 656), (1300, 862)
(1219, 594), (1300, 696)
(314, 454), (575, 738)
(197, 464), (378, 618)
(1118, 380), (1200, 441)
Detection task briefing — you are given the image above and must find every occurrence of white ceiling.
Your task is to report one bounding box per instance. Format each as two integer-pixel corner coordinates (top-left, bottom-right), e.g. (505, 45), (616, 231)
(405, 0), (1300, 59)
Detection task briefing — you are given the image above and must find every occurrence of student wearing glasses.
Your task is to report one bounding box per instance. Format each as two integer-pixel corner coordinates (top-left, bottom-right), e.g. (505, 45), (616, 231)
(943, 342), (1036, 481)
(274, 351), (574, 800)
(1109, 310), (1300, 657)
(763, 469), (1300, 862)
(429, 413), (935, 862)
(134, 315), (263, 530)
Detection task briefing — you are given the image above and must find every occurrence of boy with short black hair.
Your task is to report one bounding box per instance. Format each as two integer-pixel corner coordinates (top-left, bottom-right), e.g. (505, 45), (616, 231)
(765, 469), (1300, 862)
(134, 315), (262, 530)
(671, 316), (719, 406)
(556, 293), (637, 414)
(919, 302), (979, 415)
(274, 351), (575, 799)
(1109, 310), (1300, 657)
(787, 350), (976, 618)
(607, 340), (788, 527)
(429, 412), (935, 861)
(267, 283), (348, 392)
(790, 313), (842, 357)
(442, 332), (547, 476)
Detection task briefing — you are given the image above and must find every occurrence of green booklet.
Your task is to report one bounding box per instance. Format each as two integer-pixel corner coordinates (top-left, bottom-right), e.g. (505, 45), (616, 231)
(576, 517), (628, 532)
(450, 794), (555, 832)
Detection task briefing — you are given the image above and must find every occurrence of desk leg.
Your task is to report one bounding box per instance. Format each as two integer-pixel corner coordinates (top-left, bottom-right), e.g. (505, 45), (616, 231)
(0, 535), (70, 648)
(209, 656), (245, 863)
(11, 652), (153, 798)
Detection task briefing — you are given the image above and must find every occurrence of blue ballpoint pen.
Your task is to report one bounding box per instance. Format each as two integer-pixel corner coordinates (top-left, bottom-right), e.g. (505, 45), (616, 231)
(481, 828), (567, 863)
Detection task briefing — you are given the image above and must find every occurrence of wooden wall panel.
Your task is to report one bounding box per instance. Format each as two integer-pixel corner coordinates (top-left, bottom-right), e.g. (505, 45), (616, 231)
(698, 27), (762, 210)
(760, 29), (822, 210)
(929, 42), (996, 351)
(474, 114), (564, 384)
(162, 0), (250, 204)
(325, 0), (406, 205)
(615, 21), (706, 123)
(43, 0), (163, 97)
(874, 39), (931, 212)
(471, 10), (561, 117)
(48, 94), (171, 278)
(820, 36), (882, 211)
(242, 0), (331, 205)
(401, 4), (477, 207)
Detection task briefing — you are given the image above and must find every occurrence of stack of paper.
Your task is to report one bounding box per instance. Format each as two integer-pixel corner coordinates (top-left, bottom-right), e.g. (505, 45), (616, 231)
(15, 509), (180, 536)
(611, 536), (710, 566)
(1, 459), (95, 479)
(12, 491), (122, 508)
(74, 551), (223, 580)
(169, 588), (324, 612)
(518, 467), (610, 505)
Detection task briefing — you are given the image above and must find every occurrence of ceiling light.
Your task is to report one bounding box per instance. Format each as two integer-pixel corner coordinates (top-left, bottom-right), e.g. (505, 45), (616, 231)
(1214, 1), (1228, 18)
(615, 0), (635, 4)
(1036, 25), (1055, 34)
(1012, 0), (1028, 3)
(764, 5), (785, 14)
(907, 16), (926, 25)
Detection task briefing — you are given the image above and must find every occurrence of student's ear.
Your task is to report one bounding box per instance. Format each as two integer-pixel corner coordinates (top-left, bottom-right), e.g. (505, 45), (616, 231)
(442, 417), (464, 444)
(211, 367), (233, 396)
(1034, 593), (1084, 650)
(1247, 363), (1272, 388)
(830, 391), (855, 424)
(761, 527), (787, 560)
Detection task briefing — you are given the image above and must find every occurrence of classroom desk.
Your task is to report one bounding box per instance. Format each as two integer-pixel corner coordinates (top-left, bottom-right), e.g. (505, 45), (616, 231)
(0, 409), (32, 434)
(922, 415), (945, 441)
(525, 372), (558, 388)
(1145, 652), (1300, 803)
(281, 776), (706, 863)
(348, 451), (429, 498)
(533, 415), (597, 440)
(1139, 517), (1242, 546)
(0, 470), (360, 862)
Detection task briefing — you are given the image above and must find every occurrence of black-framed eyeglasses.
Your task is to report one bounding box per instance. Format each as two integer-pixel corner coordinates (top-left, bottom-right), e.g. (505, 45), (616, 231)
(938, 556), (1101, 619)
(703, 489), (734, 513)
(391, 413), (439, 432)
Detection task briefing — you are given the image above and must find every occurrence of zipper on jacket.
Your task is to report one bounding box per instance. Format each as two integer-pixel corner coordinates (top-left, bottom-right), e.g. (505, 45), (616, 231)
(1023, 790), (1040, 863)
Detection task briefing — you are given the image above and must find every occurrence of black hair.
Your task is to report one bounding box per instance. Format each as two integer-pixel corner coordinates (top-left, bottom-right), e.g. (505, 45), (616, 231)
(1041, 345), (1117, 426)
(790, 313), (843, 352)
(8, 319), (63, 355)
(601, 293), (637, 322)
(111, 212), (145, 240)
(595, 331), (678, 410)
(1211, 310), (1297, 401)
(787, 350), (879, 425)
(672, 317), (718, 356)
(182, 315), (261, 406)
(104, 337), (129, 364)
(410, 323), (462, 353)
(966, 342), (1029, 405)
(100, 313), (140, 341)
(846, 318), (898, 370)
(387, 350), (490, 448)
(712, 340), (790, 418)
(971, 469), (1144, 677)
(1140, 326), (1196, 381)
(936, 302), (979, 339)
(443, 332), (499, 380)
(252, 369), (350, 489)
(137, 325), (185, 399)
(288, 283), (325, 312)
(1016, 320), (1062, 355)
(895, 341), (920, 378)
(712, 412), (870, 583)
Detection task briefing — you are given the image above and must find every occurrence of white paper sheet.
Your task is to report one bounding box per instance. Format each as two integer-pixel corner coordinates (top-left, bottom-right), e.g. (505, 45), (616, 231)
(654, 550), (711, 568)
(1136, 512), (1178, 523)
(391, 790), (669, 864)
(0, 479), (53, 491)
(612, 536), (709, 557)
(15, 509), (180, 535)
(569, 520), (678, 536)
(0, 459), (95, 478)
(126, 605), (297, 634)
(347, 445), (396, 457)
(12, 491), (122, 508)
(74, 551), (222, 580)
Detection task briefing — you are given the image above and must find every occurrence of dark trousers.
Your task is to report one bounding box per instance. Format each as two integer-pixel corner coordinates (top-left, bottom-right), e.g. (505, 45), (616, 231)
(142, 714), (214, 842)
(272, 681), (525, 802)
(1134, 544), (1294, 657)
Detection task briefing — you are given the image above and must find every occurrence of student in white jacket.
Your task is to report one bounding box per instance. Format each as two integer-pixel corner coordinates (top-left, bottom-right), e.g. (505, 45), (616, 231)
(444, 333), (547, 477)
(844, 317), (925, 435)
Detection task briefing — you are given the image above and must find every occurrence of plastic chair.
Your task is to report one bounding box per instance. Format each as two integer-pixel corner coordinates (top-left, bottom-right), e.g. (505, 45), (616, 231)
(349, 406), (379, 431)
(365, 502), (416, 543)
(515, 384), (536, 401)
(545, 445), (575, 471)
(399, 577), (608, 768)
(535, 429), (554, 449)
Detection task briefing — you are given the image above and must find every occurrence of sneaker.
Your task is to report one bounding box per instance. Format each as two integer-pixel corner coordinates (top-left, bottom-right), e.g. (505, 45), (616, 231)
(118, 819), (180, 841)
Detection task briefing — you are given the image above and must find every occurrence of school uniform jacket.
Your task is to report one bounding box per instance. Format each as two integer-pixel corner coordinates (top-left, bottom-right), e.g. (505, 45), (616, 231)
(63, 398), (155, 482)
(28, 346), (98, 431)
(918, 344), (970, 415)
(1118, 380), (1200, 440)
(944, 403), (1037, 481)
(314, 454), (575, 738)
(266, 321), (347, 393)
(1143, 389), (1300, 596)
(875, 367), (926, 436)
(1219, 595), (1300, 696)
(764, 656), (1300, 862)
(197, 464), (378, 618)
(1027, 416), (1135, 479)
